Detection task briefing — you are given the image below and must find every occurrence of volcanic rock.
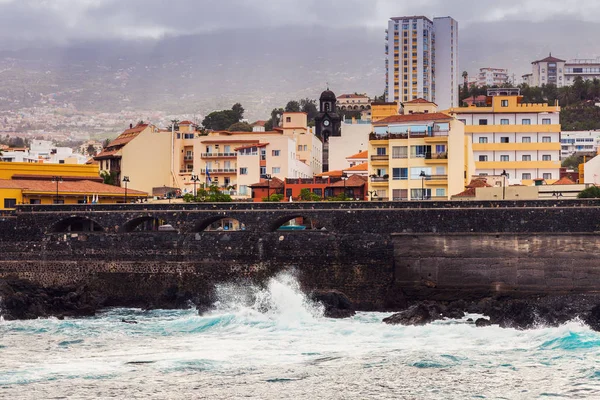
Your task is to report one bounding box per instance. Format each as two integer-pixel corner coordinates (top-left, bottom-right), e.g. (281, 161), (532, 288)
(383, 302), (444, 326)
(310, 289), (356, 318)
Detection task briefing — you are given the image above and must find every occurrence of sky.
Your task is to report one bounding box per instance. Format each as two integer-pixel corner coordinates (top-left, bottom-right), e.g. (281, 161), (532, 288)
(0, 0), (599, 45)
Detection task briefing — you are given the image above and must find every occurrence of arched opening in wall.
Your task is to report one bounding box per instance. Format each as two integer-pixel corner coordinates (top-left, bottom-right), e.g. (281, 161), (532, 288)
(122, 216), (173, 232)
(269, 215), (326, 232)
(341, 106), (347, 110)
(51, 217), (104, 233)
(194, 216), (244, 232)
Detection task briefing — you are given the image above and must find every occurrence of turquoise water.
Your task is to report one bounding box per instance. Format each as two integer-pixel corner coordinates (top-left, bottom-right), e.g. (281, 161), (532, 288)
(1, 273), (600, 399)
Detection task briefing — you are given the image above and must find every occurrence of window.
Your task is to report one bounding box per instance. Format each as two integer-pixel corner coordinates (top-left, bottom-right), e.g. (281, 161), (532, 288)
(410, 167), (432, 179)
(272, 150), (280, 156)
(286, 117), (291, 123)
(522, 119), (531, 125)
(436, 188), (446, 197)
(542, 155), (551, 161)
(542, 118), (551, 125)
(29, 199), (41, 205)
(285, 188), (292, 198)
(410, 145), (429, 158)
(3, 198), (16, 209)
(478, 119), (488, 125)
(411, 188), (431, 200)
(260, 166), (266, 175)
(522, 137), (531, 143)
(376, 147), (387, 156)
(392, 146), (408, 159)
(542, 136), (552, 143)
(313, 188), (323, 197)
(543, 173), (552, 180)
(500, 119), (509, 125)
(522, 173), (531, 180)
(239, 167), (248, 175)
(392, 168), (408, 180)
(392, 189), (408, 201)
(479, 155), (488, 162)
(500, 137), (509, 143)
(298, 145), (302, 151)
(239, 185), (248, 196)
(272, 167), (281, 174)
(501, 100), (508, 107)
(522, 155), (531, 161)
(376, 168), (387, 177)
(478, 137), (488, 144)
(500, 155), (509, 161)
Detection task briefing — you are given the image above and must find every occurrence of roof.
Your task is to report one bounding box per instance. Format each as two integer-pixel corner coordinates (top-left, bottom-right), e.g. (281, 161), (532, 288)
(371, 102), (398, 106)
(234, 143), (269, 151)
(390, 15), (432, 23)
(249, 177), (285, 189)
(328, 174), (368, 188)
(11, 174), (103, 183)
(102, 124), (149, 151)
(375, 112), (453, 125)
(94, 149), (121, 159)
(338, 94), (368, 99)
(552, 176), (576, 185)
(453, 179), (492, 198)
(251, 120), (267, 127)
(320, 89), (336, 101)
(344, 163), (368, 172)
(463, 95), (487, 103)
(404, 98), (437, 106)
(200, 139), (260, 144)
(346, 150), (368, 160)
(533, 54), (565, 63)
(179, 120), (193, 125)
(0, 179), (147, 196)
(315, 170), (344, 178)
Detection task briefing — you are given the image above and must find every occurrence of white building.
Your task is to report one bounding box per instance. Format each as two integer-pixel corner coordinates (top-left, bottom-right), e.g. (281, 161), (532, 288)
(0, 140), (88, 164)
(328, 121), (371, 172)
(524, 54), (600, 88)
(564, 58), (600, 85)
(560, 131), (600, 159)
(384, 15), (459, 110)
(477, 68), (509, 87)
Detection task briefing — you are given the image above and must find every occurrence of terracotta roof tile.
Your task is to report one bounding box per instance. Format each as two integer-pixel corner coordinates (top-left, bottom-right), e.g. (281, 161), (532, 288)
(404, 98), (436, 105)
(234, 143), (269, 151)
(466, 178), (492, 188)
(179, 120), (193, 125)
(249, 177), (285, 188)
(94, 149), (121, 159)
(328, 174), (368, 188)
(552, 176), (576, 185)
(0, 179), (147, 196)
(346, 150), (368, 160)
(315, 170), (344, 178)
(344, 163), (368, 172)
(251, 120), (267, 127)
(374, 112), (453, 125)
(338, 94), (368, 99)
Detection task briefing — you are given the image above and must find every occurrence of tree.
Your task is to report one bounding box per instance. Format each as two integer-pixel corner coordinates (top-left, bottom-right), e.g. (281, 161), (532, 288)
(300, 98), (318, 122)
(298, 188), (320, 201)
(102, 138), (111, 148)
(231, 103), (245, 121)
(561, 155), (583, 170)
(183, 184), (232, 202)
(100, 170), (117, 186)
(228, 122), (253, 132)
(86, 144), (96, 156)
(577, 186), (600, 198)
(262, 193), (284, 202)
(285, 100), (301, 112)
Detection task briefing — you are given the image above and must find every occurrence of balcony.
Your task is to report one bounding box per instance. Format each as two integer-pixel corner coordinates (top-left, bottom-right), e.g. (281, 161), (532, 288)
(201, 168), (237, 174)
(425, 175), (448, 184)
(369, 130), (449, 141)
(424, 152), (448, 164)
(201, 152), (237, 159)
(370, 176), (389, 186)
(184, 155), (194, 161)
(370, 154), (389, 162)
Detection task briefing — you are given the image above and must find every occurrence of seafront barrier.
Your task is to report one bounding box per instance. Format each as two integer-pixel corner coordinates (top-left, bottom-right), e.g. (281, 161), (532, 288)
(1, 200), (600, 314)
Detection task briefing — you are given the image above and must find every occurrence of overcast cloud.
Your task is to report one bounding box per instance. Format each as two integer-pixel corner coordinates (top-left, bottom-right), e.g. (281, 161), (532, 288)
(0, 0), (599, 45)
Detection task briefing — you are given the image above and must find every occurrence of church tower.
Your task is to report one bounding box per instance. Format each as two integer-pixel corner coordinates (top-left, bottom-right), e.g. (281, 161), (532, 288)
(315, 88), (341, 172)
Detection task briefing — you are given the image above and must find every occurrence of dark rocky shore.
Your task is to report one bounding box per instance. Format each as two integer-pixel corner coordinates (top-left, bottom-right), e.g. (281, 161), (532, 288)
(2, 278), (600, 332)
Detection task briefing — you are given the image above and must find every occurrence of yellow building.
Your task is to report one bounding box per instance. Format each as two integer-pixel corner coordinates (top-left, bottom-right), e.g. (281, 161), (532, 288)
(0, 162), (147, 209)
(368, 99), (469, 201)
(447, 88), (561, 185)
(371, 102), (399, 122)
(95, 123), (173, 195)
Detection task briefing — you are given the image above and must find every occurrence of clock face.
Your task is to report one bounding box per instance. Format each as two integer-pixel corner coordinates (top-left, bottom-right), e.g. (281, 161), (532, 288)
(323, 120), (330, 127)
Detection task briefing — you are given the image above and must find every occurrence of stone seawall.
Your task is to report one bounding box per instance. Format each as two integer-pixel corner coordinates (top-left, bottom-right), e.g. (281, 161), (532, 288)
(1, 201), (600, 312)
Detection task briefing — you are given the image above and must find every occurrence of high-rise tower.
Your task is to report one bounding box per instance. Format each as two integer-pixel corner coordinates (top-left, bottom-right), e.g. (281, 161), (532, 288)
(384, 15), (458, 110)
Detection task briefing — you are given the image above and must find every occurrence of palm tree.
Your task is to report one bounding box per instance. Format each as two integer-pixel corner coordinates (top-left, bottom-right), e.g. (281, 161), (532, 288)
(462, 71), (468, 86)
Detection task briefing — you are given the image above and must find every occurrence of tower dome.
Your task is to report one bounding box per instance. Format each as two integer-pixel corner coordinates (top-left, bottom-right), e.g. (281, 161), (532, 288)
(320, 89), (336, 101)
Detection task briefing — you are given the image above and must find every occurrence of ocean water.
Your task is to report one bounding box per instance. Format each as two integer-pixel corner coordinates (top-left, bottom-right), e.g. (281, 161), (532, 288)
(1, 273), (600, 399)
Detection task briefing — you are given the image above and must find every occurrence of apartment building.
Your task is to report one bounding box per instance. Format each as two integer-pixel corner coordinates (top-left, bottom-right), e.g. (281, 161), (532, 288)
(448, 88), (561, 184)
(477, 68), (509, 87)
(560, 131), (600, 158)
(384, 15), (458, 110)
(368, 99), (468, 201)
(95, 123), (173, 195)
(523, 54), (600, 87)
(177, 112), (321, 199)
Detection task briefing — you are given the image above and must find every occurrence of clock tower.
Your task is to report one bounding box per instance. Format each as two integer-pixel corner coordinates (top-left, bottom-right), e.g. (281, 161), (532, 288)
(315, 88), (341, 172)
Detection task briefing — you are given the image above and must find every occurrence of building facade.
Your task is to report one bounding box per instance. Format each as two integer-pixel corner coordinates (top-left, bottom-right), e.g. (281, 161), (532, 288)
(368, 99), (468, 201)
(448, 88), (562, 185)
(560, 131), (600, 159)
(524, 54), (600, 87)
(477, 68), (509, 87)
(384, 15), (458, 110)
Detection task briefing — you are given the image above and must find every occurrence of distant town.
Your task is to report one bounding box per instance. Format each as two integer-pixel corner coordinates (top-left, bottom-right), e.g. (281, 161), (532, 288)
(2, 13), (600, 211)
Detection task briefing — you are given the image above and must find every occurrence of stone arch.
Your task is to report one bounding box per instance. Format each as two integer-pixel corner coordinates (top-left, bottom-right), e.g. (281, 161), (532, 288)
(122, 216), (171, 232)
(360, 105), (365, 110)
(268, 214), (327, 232)
(341, 106), (347, 110)
(194, 216), (244, 232)
(51, 216), (104, 233)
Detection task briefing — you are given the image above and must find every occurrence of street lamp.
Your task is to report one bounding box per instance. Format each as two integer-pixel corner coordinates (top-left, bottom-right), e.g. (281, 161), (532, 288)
(123, 176), (130, 203)
(191, 174), (200, 198)
(368, 190), (378, 201)
(265, 174), (272, 201)
(341, 173), (348, 198)
(51, 176), (63, 204)
(500, 170), (508, 200)
(419, 170), (427, 200)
